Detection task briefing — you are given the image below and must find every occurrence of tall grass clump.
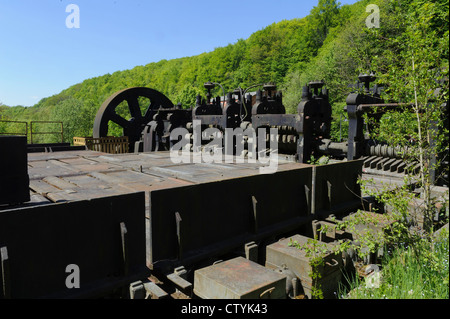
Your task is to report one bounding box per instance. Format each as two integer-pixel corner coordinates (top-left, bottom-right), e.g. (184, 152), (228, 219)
(340, 227), (449, 299)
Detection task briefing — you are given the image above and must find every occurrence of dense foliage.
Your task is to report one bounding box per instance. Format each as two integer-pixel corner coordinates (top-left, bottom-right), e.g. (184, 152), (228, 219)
(0, 0), (448, 145)
(341, 227), (449, 299)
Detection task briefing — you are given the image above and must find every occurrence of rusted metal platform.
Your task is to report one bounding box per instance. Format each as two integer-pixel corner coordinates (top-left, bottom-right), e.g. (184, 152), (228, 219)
(20, 149), (363, 268)
(1, 148), (364, 298)
(23, 150), (310, 206)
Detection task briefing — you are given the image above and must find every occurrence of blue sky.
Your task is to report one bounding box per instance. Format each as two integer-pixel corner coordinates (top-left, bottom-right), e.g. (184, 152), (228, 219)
(0, 0), (358, 107)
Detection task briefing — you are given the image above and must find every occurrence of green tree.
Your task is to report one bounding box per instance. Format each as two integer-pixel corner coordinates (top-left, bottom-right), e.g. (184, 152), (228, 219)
(174, 84), (204, 108)
(50, 97), (94, 144)
(368, 0), (449, 231)
(308, 0), (341, 51)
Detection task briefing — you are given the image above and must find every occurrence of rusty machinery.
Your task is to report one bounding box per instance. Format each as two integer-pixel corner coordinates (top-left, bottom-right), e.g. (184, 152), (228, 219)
(186, 80), (336, 162)
(0, 135), (363, 299)
(1, 74), (447, 299)
(1, 78), (365, 299)
(91, 75), (448, 186)
(92, 80), (340, 164)
(92, 87), (191, 153)
(345, 73), (449, 186)
(0, 137), (148, 298)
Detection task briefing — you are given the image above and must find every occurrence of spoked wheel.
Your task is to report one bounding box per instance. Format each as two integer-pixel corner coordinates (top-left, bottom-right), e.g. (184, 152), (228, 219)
(93, 87), (174, 151)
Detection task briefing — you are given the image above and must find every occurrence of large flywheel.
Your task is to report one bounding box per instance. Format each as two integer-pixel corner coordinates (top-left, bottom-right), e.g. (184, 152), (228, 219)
(93, 87), (174, 150)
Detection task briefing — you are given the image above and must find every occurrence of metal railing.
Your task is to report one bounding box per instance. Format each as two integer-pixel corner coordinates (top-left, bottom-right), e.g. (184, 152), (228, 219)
(30, 121), (64, 144)
(0, 120), (64, 144)
(0, 120), (28, 137)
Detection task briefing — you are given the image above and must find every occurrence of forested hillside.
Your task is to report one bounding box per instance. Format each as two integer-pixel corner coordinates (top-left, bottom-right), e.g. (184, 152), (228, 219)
(1, 0), (448, 144)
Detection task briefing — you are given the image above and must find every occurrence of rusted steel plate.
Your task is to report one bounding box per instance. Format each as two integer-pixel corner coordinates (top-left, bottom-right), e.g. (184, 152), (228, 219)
(265, 234), (343, 299)
(149, 165), (313, 270)
(29, 179), (62, 195)
(0, 192), (147, 299)
(27, 150), (106, 162)
(360, 174), (410, 194)
(43, 176), (79, 190)
(57, 157), (98, 166)
(313, 159), (363, 215)
(91, 169), (163, 184)
(62, 174), (108, 189)
(194, 257), (286, 299)
(27, 151), (197, 204)
(27, 160), (82, 179)
(275, 162), (313, 171)
(30, 175), (123, 202)
(148, 164), (230, 183)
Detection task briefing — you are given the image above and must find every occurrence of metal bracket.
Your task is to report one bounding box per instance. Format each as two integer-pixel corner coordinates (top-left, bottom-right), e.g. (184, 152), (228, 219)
(327, 180), (333, 209)
(167, 266), (192, 297)
(1, 246), (10, 299)
(304, 185), (310, 213)
(311, 166), (316, 215)
(143, 121), (159, 152)
(120, 222), (129, 277)
(312, 220), (322, 241)
(143, 281), (169, 299)
(252, 196), (258, 234)
(245, 241), (258, 262)
(129, 281), (146, 299)
(129, 280), (169, 299)
(175, 212), (183, 260)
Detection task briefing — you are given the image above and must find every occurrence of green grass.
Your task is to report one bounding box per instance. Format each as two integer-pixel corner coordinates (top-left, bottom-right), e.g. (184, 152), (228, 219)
(340, 228), (449, 299)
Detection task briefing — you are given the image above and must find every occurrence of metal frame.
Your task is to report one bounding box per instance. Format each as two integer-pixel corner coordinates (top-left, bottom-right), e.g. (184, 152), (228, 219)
(30, 121), (64, 144)
(0, 120), (28, 138)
